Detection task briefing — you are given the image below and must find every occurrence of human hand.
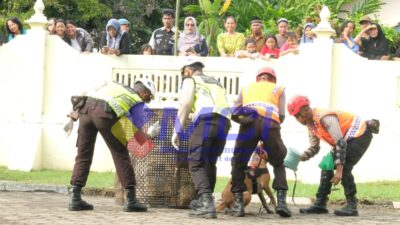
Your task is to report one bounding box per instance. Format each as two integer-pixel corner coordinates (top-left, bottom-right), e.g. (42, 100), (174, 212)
(171, 132), (179, 150)
(300, 154), (308, 161)
(147, 121), (160, 139)
(331, 165), (343, 185)
(101, 46), (109, 54)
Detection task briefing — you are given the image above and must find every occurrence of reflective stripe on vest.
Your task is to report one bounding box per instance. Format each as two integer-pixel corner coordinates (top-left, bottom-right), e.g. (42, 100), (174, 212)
(88, 81), (142, 117)
(191, 75), (231, 122)
(311, 108), (367, 146)
(241, 82), (283, 123)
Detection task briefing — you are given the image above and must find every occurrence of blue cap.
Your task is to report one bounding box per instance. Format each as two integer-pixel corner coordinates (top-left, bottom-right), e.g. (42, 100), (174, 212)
(118, 18), (130, 25)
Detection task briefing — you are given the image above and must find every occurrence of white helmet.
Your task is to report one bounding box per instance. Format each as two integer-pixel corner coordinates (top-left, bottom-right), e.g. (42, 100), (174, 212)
(180, 56), (205, 71)
(135, 79), (156, 99)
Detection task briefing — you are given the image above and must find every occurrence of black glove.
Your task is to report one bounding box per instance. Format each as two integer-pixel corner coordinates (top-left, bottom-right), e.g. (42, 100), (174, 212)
(366, 119), (380, 134)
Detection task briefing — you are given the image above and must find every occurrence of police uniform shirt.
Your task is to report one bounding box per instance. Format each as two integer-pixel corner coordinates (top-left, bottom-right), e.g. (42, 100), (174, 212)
(149, 27), (176, 55)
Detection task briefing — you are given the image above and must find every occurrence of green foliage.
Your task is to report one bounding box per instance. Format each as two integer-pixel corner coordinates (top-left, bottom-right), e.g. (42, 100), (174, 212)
(183, 0), (227, 56)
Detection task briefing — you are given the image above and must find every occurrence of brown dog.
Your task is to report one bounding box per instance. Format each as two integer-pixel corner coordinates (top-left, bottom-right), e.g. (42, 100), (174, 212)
(216, 144), (277, 214)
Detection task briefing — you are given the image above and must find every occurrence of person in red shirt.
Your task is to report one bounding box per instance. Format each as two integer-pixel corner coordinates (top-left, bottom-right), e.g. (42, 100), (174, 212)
(260, 35), (280, 59)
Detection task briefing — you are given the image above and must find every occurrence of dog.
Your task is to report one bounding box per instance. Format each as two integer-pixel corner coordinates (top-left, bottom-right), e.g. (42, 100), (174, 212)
(216, 143), (277, 214)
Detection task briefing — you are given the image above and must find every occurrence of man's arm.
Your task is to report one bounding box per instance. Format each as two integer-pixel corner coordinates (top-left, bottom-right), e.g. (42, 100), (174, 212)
(278, 89), (286, 123)
(175, 78), (195, 133)
(320, 115), (346, 166)
(301, 130), (321, 161)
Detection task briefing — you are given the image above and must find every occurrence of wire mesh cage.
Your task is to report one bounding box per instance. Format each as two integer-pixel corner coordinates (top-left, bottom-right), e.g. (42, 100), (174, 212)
(114, 108), (196, 208)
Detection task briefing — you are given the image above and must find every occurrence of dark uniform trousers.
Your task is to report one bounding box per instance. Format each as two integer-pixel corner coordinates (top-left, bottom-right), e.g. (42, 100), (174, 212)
(231, 115), (288, 193)
(188, 113), (231, 195)
(337, 128), (373, 197)
(70, 98), (136, 188)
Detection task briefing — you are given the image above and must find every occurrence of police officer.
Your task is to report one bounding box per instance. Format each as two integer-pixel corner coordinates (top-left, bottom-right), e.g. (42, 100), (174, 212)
(69, 79), (160, 212)
(172, 60), (231, 219)
(287, 95), (378, 216)
(230, 67), (291, 217)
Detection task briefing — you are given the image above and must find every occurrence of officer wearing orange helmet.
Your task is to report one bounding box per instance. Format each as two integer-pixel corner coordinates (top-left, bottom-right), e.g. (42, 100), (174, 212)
(229, 66), (291, 218)
(287, 95), (379, 217)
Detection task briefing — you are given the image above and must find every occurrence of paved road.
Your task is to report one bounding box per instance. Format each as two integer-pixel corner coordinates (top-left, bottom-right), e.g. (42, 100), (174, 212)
(0, 191), (399, 225)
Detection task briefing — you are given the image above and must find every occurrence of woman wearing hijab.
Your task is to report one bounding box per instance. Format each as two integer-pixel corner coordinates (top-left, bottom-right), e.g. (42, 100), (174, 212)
(299, 23), (316, 45)
(99, 18), (131, 55)
(355, 23), (389, 60)
(178, 17), (208, 56)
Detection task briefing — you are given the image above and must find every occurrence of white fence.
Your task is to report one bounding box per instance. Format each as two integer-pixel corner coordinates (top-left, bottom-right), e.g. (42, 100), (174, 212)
(0, 16), (399, 184)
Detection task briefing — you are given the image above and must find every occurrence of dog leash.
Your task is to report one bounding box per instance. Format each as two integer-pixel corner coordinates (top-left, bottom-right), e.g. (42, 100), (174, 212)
(291, 170), (297, 206)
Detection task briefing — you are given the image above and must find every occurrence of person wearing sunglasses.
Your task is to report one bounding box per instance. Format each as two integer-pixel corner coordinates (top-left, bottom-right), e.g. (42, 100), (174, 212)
(178, 17), (208, 56)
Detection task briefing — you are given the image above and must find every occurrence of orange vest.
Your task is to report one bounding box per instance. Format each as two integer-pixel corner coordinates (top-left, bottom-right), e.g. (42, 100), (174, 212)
(309, 108), (367, 146)
(242, 82), (284, 123)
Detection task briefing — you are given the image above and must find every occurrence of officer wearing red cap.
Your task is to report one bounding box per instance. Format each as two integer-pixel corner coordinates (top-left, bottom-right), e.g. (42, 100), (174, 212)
(287, 95), (379, 217)
(229, 66), (291, 218)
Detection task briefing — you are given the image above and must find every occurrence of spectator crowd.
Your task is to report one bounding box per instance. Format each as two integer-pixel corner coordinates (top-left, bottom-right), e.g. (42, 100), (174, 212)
(2, 10), (400, 61)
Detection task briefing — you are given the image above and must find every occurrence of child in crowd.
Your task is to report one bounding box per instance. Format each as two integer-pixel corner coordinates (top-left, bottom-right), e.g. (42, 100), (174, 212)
(141, 44), (153, 55)
(260, 35), (280, 59)
(279, 32), (299, 57)
(235, 38), (260, 59)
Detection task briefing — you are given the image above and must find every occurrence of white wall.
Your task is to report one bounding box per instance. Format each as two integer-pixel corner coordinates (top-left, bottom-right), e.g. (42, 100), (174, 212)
(1, 32), (399, 183)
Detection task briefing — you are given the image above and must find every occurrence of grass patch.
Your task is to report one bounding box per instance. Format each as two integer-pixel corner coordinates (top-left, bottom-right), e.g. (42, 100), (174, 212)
(1, 167), (399, 201)
(214, 176), (400, 201)
(0, 166), (115, 188)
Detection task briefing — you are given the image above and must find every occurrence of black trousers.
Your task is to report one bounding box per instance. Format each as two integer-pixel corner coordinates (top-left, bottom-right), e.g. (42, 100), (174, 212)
(70, 99), (136, 188)
(188, 114), (231, 195)
(337, 128), (373, 197)
(231, 116), (288, 193)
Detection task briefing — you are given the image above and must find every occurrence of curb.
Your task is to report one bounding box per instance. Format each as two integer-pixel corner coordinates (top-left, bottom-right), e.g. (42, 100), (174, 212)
(0, 181), (68, 194)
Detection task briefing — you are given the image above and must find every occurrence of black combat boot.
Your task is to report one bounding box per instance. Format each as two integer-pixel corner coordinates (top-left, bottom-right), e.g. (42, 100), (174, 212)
(300, 170), (333, 214)
(228, 192), (245, 217)
(189, 193), (217, 219)
(334, 196), (358, 216)
(123, 188), (148, 212)
(68, 185), (94, 211)
(190, 195), (203, 210)
(275, 190), (292, 217)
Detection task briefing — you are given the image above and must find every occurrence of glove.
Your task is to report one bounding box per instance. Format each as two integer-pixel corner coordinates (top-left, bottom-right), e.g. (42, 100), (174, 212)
(147, 121), (160, 139)
(300, 154), (308, 161)
(63, 119), (74, 137)
(171, 132), (179, 150)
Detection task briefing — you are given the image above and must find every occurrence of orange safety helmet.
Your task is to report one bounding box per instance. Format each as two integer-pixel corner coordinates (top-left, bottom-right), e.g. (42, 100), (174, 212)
(287, 95), (310, 116)
(256, 66), (277, 82)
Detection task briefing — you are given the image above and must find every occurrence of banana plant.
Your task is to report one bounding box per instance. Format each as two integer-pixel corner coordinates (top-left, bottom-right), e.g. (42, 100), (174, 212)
(183, 0), (232, 56)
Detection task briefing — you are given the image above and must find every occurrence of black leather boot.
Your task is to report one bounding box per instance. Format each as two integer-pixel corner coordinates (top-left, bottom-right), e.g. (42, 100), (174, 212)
(229, 192), (245, 217)
(190, 195), (203, 210)
(334, 196), (358, 216)
(123, 188), (148, 212)
(275, 190), (292, 217)
(68, 185), (94, 211)
(189, 193), (217, 219)
(300, 170), (333, 214)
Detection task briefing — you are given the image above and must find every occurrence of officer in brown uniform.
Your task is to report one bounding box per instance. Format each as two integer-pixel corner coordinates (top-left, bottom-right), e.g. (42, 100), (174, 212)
(68, 79), (160, 212)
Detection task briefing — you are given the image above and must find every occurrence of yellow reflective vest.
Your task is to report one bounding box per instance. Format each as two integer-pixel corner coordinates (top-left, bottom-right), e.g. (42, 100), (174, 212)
(191, 75), (231, 122)
(88, 81), (142, 117)
(241, 81), (284, 123)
